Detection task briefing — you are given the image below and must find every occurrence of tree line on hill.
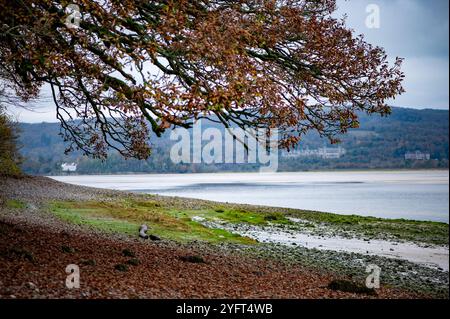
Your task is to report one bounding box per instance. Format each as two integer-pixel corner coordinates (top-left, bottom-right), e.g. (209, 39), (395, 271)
(16, 107), (449, 175)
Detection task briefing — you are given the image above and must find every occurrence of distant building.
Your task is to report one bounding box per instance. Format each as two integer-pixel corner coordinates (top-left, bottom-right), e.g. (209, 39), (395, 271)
(318, 147), (347, 159)
(282, 147), (346, 159)
(404, 151), (431, 161)
(61, 162), (78, 172)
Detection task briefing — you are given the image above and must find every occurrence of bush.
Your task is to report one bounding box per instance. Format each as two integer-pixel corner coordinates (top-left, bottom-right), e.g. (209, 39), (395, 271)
(0, 112), (22, 177)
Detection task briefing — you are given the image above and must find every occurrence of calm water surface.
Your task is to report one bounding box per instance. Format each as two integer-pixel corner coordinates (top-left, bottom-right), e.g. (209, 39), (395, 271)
(50, 170), (449, 223)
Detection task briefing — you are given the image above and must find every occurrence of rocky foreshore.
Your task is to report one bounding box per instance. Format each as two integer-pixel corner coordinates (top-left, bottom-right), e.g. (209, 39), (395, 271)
(0, 176), (448, 299)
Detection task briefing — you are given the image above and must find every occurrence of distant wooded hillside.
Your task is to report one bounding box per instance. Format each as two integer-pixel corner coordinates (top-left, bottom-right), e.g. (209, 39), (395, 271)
(17, 107), (449, 175)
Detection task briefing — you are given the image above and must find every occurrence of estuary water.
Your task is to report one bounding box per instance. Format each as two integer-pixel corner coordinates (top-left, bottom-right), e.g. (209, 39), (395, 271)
(50, 170), (449, 223)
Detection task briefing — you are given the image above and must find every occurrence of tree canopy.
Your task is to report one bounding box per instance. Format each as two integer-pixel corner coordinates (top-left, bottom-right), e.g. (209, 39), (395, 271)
(0, 107), (22, 177)
(0, 0), (404, 159)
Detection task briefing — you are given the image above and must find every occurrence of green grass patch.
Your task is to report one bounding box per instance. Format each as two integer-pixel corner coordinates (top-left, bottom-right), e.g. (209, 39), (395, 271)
(49, 200), (256, 245)
(48, 197), (448, 247)
(6, 199), (27, 209)
(51, 203), (139, 235)
(286, 210), (449, 246)
(171, 208), (292, 226)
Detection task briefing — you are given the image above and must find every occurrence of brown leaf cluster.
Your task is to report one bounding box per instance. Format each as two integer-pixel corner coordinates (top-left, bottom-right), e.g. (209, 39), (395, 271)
(0, 0), (404, 159)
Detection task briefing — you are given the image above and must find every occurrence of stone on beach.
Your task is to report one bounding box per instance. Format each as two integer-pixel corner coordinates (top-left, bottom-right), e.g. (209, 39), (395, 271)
(139, 224), (149, 239)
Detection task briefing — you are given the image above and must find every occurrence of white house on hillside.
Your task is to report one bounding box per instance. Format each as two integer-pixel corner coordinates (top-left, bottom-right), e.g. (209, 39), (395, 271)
(61, 162), (78, 172)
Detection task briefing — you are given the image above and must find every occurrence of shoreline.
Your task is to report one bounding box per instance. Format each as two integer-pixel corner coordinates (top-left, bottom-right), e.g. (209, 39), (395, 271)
(44, 167), (450, 177)
(1, 176), (449, 299)
(49, 170), (449, 224)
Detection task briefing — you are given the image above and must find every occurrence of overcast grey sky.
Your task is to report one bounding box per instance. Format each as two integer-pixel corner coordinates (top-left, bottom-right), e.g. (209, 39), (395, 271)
(335, 0), (449, 110)
(10, 0), (450, 123)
